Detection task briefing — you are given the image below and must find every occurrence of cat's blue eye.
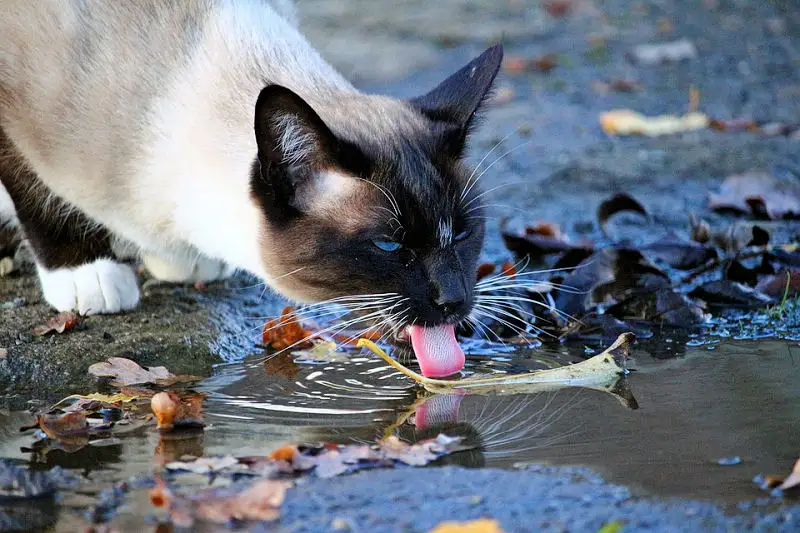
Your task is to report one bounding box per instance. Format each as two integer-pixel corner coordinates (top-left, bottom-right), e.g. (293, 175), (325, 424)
(373, 239), (402, 252)
(454, 230), (470, 242)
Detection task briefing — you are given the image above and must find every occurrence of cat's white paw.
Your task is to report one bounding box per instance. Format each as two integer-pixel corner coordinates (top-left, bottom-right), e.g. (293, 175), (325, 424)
(38, 259), (140, 315)
(142, 253), (235, 283)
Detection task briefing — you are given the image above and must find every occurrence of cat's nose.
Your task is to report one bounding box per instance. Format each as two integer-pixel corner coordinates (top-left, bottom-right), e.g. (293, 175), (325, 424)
(434, 296), (465, 318)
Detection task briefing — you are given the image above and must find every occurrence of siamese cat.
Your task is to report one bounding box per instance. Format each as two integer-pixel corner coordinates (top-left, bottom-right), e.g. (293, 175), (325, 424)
(0, 0), (503, 377)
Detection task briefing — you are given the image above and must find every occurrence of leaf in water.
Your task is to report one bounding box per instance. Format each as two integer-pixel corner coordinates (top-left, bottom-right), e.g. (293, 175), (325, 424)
(708, 171), (800, 219)
(689, 280), (773, 307)
(599, 109), (708, 136)
(88, 357), (199, 387)
(262, 306), (313, 350)
(502, 225), (582, 263)
(165, 456), (239, 474)
(756, 269), (800, 299)
(32, 312), (79, 336)
(151, 391), (205, 431)
(428, 518), (505, 533)
(263, 352), (301, 380)
(151, 478), (290, 527)
(20, 412), (89, 443)
(597, 193), (649, 237)
(641, 233), (717, 270)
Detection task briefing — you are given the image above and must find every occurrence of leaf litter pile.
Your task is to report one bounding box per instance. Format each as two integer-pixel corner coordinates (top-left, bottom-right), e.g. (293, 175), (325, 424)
(15, 352), (488, 530)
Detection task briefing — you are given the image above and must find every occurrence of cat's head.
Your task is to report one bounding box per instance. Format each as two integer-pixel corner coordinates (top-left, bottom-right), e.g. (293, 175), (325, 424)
(250, 45), (503, 375)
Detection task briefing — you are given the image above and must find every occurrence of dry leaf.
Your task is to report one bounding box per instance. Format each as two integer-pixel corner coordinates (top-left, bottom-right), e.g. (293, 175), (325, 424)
(708, 172), (800, 220)
(429, 518), (505, 533)
(28, 412), (90, 440)
(262, 306), (313, 350)
(597, 193), (649, 236)
(600, 109), (709, 136)
(777, 457), (800, 492)
(151, 391), (205, 430)
(756, 270), (800, 299)
(165, 456), (239, 474)
(476, 263), (496, 281)
(32, 312), (79, 336)
(88, 357), (197, 386)
(502, 54), (557, 74)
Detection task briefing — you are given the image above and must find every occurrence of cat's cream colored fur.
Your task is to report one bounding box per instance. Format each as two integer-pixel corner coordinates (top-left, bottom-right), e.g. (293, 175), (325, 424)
(0, 0), (428, 313)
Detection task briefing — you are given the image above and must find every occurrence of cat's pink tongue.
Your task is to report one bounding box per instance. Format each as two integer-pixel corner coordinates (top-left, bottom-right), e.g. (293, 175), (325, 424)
(409, 324), (465, 377)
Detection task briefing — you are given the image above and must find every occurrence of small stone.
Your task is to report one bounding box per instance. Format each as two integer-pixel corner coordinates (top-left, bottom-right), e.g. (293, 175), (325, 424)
(0, 257), (14, 277)
(331, 518), (351, 531)
(717, 456), (742, 466)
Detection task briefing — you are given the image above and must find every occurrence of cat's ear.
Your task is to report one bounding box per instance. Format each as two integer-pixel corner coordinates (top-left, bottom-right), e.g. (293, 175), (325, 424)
(254, 85), (339, 172)
(410, 44), (503, 153)
(253, 85), (367, 215)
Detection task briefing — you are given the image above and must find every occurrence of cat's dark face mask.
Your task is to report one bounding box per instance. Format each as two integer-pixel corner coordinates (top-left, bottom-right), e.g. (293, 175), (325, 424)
(250, 45), (503, 377)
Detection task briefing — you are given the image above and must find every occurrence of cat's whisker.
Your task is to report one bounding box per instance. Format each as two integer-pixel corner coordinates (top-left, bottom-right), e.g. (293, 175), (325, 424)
(461, 131), (516, 203)
(477, 294), (579, 325)
(472, 303), (547, 338)
(460, 140), (532, 208)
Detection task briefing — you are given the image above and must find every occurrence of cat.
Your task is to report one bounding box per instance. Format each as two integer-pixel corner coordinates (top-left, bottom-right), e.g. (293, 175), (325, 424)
(0, 0), (503, 377)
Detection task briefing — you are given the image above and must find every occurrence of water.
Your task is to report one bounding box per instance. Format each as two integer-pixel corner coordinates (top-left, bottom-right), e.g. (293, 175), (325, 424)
(1, 336), (798, 530)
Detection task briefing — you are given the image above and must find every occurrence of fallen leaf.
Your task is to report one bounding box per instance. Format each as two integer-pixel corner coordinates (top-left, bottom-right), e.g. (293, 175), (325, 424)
(600, 109), (709, 136)
(502, 54), (557, 74)
(756, 269), (800, 299)
(709, 172), (800, 220)
(709, 117), (760, 133)
(607, 288), (706, 327)
(262, 306), (313, 350)
(502, 222), (590, 264)
(151, 391), (205, 431)
(641, 233), (718, 270)
(32, 312), (79, 336)
(542, 1), (572, 18)
(269, 445), (297, 462)
(476, 263), (496, 281)
(597, 521), (624, 533)
(429, 518), (505, 533)
(591, 79), (642, 93)
(597, 193), (649, 236)
(627, 38), (697, 64)
(689, 280), (773, 307)
(165, 456), (239, 474)
(88, 357), (198, 387)
(778, 458), (800, 491)
(26, 412), (89, 440)
(263, 352), (301, 380)
(152, 478), (290, 527)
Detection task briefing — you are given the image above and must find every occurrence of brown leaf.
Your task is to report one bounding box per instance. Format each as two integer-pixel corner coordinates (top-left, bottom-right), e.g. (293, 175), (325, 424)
(689, 280), (773, 308)
(262, 306), (313, 350)
(591, 79), (642, 93)
(641, 233), (718, 270)
(600, 109), (708, 136)
(502, 54), (557, 75)
(542, 1), (572, 18)
(151, 391), (205, 431)
(709, 172), (800, 220)
(709, 117), (760, 133)
(756, 269), (800, 299)
(88, 357), (197, 386)
(263, 352), (301, 380)
(597, 193), (649, 236)
(32, 312), (79, 336)
(30, 412), (89, 440)
(476, 263), (496, 281)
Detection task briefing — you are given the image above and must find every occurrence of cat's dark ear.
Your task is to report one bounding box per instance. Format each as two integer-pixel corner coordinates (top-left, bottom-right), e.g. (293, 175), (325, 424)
(410, 44), (503, 153)
(254, 85), (339, 172)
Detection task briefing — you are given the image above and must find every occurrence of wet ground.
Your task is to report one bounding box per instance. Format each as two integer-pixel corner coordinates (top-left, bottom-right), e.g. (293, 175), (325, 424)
(2, 0), (800, 531)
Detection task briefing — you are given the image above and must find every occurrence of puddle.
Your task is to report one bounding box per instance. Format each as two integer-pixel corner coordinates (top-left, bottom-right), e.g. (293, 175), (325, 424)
(1, 334), (798, 531)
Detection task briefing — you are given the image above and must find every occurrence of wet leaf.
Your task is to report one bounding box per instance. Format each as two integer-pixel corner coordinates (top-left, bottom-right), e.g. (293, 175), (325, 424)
(597, 522), (624, 533)
(555, 248), (668, 318)
(756, 269), (800, 299)
(429, 518), (505, 533)
(27, 412), (89, 440)
(151, 391), (205, 431)
(689, 280), (773, 307)
(708, 172), (800, 219)
(357, 333), (634, 395)
(87, 357), (198, 387)
(747, 226), (770, 247)
(476, 263), (496, 281)
(688, 214), (712, 244)
(502, 222), (590, 263)
(164, 456), (239, 474)
(641, 233), (718, 270)
(598, 194), (649, 237)
(542, 1), (572, 18)
(600, 109), (708, 136)
(263, 352), (301, 380)
(262, 306), (313, 350)
(606, 288), (706, 327)
(0, 348), (6, 359)
(152, 478), (290, 527)
(591, 79), (642, 94)
(709, 117), (760, 133)
(32, 312), (79, 336)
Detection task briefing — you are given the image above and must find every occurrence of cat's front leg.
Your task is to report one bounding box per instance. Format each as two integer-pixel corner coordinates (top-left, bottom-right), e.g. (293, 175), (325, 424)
(141, 252), (236, 284)
(1, 174), (140, 315)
